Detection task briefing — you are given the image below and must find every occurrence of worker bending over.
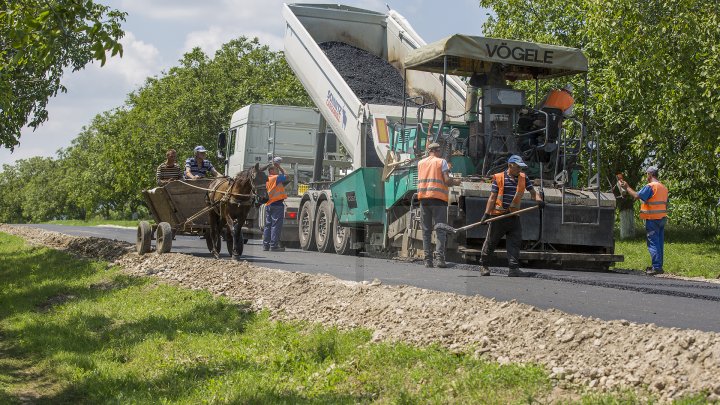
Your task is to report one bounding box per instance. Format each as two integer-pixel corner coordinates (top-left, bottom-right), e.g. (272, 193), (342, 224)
(479, 155), (544, 277)
(263, 157), (288, 252)
(418, 142), (461, 268)
(619, 166), (668, 275)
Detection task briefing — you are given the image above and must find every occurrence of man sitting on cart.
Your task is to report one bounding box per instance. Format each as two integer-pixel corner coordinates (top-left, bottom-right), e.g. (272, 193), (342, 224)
(185, 145), (220, 179)
(156, 148), (184, 186)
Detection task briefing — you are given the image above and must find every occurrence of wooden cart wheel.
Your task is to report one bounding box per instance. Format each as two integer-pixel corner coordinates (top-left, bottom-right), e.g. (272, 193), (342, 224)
(137, 221), (152, 254)
(156, 222), (173, 254)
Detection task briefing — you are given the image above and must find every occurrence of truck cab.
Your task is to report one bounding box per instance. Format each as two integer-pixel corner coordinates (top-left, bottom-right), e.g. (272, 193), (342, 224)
(218, 103), (350, 245)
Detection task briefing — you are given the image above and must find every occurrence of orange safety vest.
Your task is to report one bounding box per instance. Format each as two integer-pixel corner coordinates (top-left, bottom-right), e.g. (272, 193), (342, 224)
(543, 89), (574, 112)
(266, 175), (288, 205)
(639, 181), (668, 220)
(417, 156), (449, 202)
(491, 171), (527, 215)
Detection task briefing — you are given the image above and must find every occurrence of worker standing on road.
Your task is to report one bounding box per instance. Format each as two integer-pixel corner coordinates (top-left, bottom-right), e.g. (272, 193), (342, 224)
(418, 142), (461, 268)
(185, 146), (220, 179)
(478, 155), (545, 277)
(263, 157), (288, 252)
(619, 166), (669, 275)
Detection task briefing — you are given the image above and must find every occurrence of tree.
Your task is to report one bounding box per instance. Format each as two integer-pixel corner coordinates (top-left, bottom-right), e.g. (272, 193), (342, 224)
(0, 0), (126, 150)
(479, 0), (720, 236)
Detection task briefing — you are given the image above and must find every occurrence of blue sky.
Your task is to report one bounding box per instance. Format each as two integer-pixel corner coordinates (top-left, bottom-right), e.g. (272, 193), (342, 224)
(1, 0), (490, 166)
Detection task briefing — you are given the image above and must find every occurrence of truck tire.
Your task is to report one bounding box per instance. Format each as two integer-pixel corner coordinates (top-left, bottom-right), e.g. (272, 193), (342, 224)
(332, 214), (356, 255)
(137, 221), (152, 254)
(156, 222), (173, 254)
(299, 202), (316, 251)
(314, 200), (335, 253)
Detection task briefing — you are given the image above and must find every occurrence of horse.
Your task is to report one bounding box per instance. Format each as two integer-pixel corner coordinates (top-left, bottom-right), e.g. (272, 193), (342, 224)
(206, 163), (269, 260)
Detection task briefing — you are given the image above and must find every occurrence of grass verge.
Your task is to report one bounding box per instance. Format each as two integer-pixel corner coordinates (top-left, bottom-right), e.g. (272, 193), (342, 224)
(43, 219), (142, 227)
(614, 226), (720, 278)
(0, 232), (553, 404)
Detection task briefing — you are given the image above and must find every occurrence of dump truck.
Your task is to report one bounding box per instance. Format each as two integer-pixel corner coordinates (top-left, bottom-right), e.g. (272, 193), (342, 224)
(218, 103), (351, 245)
(282, 3), (622, 269)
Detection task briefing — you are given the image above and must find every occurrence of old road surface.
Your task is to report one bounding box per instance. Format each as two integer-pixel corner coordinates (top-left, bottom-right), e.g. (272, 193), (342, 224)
(24, 224), (720, 333)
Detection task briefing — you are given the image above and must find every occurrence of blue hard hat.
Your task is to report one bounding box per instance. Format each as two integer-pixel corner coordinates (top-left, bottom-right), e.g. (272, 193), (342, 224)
(508, 155), (527, 168)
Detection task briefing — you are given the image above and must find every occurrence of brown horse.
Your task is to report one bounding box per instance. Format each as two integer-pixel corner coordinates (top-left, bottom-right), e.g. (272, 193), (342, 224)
(207, 163), (269, 259)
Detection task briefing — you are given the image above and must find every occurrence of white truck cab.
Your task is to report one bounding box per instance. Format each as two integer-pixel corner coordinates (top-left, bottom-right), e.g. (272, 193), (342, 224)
(219, 104), (348, 246)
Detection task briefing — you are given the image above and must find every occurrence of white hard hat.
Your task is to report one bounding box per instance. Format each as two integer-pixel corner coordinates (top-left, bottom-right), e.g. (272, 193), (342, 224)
(272, 157), (282, 164)
(563, 84), (574, 94)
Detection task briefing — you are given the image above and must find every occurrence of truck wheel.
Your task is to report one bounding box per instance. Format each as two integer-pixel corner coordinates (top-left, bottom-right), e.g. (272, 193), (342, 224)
(314, 200), (335, 253)
(332, 214), (356, 255)
(299, 202), (316, 251)
(137, 221), (152, 254)
(156, 222), (173, 254)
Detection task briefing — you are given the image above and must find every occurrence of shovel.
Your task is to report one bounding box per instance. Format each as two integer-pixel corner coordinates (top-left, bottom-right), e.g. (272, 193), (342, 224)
(434, 205), (539, 234)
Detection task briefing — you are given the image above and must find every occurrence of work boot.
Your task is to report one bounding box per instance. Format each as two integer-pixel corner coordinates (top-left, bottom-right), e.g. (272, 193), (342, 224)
(646, 267), (664, 276)
(479, 265), (491, 276)
(270, 246), (285, 252)
(507, 268), (526, 277)
(433, 252), (447, 268)
(262, 245), (270, 251)
(424, 259), (434, 268)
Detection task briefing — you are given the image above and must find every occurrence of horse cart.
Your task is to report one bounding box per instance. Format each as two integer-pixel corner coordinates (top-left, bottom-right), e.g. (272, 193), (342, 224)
(137, 179), (251, 255)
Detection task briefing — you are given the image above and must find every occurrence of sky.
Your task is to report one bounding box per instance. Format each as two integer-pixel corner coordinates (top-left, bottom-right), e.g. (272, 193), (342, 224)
(1, 0), (491, 167)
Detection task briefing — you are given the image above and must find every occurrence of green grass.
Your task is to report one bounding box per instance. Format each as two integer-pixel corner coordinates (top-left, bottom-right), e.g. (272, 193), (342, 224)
(614, 226), (720, 278)
(43, 219), (143, 227)
(0, 232), (554, 404)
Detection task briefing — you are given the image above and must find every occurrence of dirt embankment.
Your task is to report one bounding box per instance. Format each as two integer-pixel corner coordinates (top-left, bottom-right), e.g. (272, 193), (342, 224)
(3, 224), (719, 403)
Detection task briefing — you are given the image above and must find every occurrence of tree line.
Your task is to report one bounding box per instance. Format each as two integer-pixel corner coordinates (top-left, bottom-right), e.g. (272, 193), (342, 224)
(1, 1), (718, 233)
(479, 0), (720, 234)
(0, 37), (311, 223)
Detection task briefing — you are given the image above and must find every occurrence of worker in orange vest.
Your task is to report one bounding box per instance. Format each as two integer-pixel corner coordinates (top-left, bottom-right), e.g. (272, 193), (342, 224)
(619, 166), (669, 275)
(263, 157), (288, 252)
(478, 155), (545, 277)
(535, 84), (575, 143)
(418, 142), (461, 268)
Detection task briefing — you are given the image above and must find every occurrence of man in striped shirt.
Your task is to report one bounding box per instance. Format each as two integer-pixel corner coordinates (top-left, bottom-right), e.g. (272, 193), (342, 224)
(156, 149), (183, 186)
(185, 145), (220, 179)
(478, 155), (544, 277)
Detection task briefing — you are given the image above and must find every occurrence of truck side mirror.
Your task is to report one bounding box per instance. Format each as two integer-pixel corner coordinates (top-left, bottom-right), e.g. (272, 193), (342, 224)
(217, 131), (227, 159)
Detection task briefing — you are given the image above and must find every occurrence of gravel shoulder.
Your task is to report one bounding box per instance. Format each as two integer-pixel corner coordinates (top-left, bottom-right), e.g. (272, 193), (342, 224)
(2, 224), (719, 403)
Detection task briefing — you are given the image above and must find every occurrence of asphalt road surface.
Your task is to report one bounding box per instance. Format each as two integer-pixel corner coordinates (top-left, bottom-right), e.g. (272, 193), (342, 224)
(24, 224), (720, 333)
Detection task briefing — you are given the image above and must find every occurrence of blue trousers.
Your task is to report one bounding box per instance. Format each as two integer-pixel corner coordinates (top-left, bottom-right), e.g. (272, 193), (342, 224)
(645, 217), (667, 270)
(263, 203), (285, 248)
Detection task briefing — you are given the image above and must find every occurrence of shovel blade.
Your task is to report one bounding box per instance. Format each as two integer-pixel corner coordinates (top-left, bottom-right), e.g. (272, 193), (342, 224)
(433, 223), (457, 234)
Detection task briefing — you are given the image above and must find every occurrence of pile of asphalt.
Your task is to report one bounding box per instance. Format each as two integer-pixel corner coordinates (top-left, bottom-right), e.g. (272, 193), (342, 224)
(319, 41), (406, 106)
(3, 224), (720, 404)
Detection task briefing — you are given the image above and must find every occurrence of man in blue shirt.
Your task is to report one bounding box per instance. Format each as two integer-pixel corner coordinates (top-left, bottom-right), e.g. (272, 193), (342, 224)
(619, 166), (669, 275)
(185, 145), (220, 179)
(263, 157), (288, 251)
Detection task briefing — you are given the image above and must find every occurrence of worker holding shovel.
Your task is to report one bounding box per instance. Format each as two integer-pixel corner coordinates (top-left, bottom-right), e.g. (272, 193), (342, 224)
(478, 155), (545, 277)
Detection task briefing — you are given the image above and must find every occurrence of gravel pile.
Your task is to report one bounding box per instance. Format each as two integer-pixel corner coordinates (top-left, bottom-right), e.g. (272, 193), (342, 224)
(319, 41), (406, 106)
(3, 224), (720, 403)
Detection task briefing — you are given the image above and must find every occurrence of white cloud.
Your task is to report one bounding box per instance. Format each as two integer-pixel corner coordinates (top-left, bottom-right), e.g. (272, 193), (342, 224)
(184, 26), (284, 55)
(101, 31), (163, 87)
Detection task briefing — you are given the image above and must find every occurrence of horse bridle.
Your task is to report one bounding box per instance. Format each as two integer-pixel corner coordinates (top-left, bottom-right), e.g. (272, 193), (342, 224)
(248, 169), (267, 207)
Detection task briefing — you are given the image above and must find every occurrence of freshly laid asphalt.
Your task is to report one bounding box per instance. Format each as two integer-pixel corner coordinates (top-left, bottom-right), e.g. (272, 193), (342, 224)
(23, 224), (720, 333)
